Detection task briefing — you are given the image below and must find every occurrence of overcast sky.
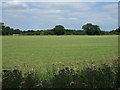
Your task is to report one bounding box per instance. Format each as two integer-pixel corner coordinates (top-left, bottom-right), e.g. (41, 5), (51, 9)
(2, 2), (118, 31)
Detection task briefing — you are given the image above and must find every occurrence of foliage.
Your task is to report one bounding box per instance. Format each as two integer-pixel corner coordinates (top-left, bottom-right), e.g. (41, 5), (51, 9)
(2, 25), (21, 35)
(2, 69), (23, 88)
(23, 70), (41, 88)
(46, 64), (116, 88)
(53, 25), (65, 35)
(2, 58), (120, 88)
(109, 27), (120, 35)
(114, 57), (120, 88)
(82, 23), (101, 35)
(1, 23), (119, 35)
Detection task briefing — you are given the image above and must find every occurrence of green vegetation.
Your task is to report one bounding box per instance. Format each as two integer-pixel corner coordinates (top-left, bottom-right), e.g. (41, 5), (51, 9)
(2, 58), (120, 88)
(3, 35), (118, 71)
(2, 24), (118, 88)
(1, 23), (120, 35)
(82, 23), (101, 35)
(54, 25), (65, 35)
(0, 36), (2, 89)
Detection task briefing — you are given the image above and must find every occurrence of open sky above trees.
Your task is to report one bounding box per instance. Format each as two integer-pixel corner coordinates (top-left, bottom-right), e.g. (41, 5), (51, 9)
(2, 2), (118, 31)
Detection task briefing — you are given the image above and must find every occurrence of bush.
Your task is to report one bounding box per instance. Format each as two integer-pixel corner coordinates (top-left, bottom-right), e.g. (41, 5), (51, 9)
(79, 64), (115, 88)
(115, 57), (120, 88)
(2, 58), (120, 88)
(44, 64), (115, 88)
(2, 69), (23, 88)
(23, 70), (41, 88)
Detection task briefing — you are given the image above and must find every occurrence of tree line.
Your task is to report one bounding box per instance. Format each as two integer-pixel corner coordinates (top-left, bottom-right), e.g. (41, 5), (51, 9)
(1, 23), (120, 35)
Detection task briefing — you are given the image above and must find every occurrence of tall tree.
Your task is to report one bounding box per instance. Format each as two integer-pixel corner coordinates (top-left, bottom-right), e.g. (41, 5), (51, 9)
(54, 25), (65, 35)
(82, 23), (101, 35)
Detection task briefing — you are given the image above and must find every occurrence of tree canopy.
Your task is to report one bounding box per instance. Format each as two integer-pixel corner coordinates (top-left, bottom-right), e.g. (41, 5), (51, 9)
(54, 25), (65, 35)
(1, 22), (119, 35)
(82, 23), (101, 35)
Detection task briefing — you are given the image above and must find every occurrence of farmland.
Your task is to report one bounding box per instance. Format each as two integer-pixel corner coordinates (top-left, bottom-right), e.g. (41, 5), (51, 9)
(2, 35), (118, 70)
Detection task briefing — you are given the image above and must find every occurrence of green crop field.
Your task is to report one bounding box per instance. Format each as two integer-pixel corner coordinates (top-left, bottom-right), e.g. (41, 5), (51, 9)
(2, 35), (118, 71)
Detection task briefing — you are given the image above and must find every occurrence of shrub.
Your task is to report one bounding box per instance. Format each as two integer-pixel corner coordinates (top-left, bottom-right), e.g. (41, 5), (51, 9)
(2, 69), (23, 88)
(45, 64), (115, 88)
(2, 58), (120, 88)
(115, 57), (120, 88)
(23, 70), (41, 88)
(79, 64), (115, 88)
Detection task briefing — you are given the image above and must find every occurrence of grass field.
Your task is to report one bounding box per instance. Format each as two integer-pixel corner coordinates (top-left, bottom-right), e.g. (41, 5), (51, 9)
(2, 35), (118, 71)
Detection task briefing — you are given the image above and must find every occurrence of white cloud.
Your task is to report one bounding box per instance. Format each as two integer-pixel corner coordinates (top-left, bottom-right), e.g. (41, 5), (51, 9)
(2, 2), (118, 30)
(31, 2), (92, 11)
(102, 3), (118, 14)
(41, 9), (65, 14)
(102, 3), (118, 10)
(2, 2), (29, 9)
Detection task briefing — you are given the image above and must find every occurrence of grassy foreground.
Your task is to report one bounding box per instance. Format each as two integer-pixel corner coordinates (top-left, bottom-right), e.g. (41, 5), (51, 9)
(2, 35), (119, 88)
(3, 35), (118, 70)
